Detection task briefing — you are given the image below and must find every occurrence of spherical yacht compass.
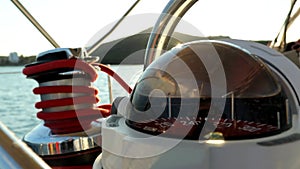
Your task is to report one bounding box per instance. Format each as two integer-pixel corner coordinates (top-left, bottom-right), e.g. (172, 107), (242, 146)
(126, 40), (291, 140)
(93, 1), (300, 168)
(94, 39), (300, 169)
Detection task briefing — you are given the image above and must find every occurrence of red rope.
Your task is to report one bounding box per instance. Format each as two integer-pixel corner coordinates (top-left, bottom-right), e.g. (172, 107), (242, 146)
(35, 95), (100, 109)
(93, 63), (132, 93)
(37, 108), (108, 120)
(24, 58), (131, 134)
(23, 59), (98, 81)
(33, 86), (98, 95)
(52, 166), (92, 169)
(44, 118), (95, 128)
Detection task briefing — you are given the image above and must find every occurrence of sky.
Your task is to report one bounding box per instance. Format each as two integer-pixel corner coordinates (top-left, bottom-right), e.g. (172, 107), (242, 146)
(0, 0), (297, 56)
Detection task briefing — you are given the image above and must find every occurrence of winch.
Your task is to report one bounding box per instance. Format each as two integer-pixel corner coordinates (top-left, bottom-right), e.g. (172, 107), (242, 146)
(22, 48), (131, 168)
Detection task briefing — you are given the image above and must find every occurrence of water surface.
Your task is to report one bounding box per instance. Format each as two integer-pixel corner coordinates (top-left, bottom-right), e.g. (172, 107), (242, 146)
(0, 65), (143, 138)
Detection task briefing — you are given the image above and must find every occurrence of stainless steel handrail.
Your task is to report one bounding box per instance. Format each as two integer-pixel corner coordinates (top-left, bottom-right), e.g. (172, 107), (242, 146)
(144, 0), (198, 69)
(270, 0), (298, 51)
(11, 0), (60, 48)
(87, 0), (141, 55)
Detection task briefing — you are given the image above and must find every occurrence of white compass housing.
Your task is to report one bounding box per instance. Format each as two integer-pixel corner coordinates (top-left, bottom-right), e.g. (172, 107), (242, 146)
(94, 39), (300, 169)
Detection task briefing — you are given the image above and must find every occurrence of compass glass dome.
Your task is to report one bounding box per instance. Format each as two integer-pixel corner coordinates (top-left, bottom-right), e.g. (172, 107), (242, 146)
(126, 40), (292, 140)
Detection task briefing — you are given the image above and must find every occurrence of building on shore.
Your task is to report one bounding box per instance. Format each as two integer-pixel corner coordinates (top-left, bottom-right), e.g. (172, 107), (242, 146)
(8, 52), (19, 64)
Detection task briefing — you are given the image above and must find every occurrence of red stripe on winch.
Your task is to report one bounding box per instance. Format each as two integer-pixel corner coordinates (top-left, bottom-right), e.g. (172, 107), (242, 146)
(44, 118), (95, 128)
(37, 108), (104, 120)
(23, 59), (98, 81)
(49, 126), (88, 134)
(33, 86), (99, 95)
(35, 95), (99, 109)
(52, 166), (92, 169)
